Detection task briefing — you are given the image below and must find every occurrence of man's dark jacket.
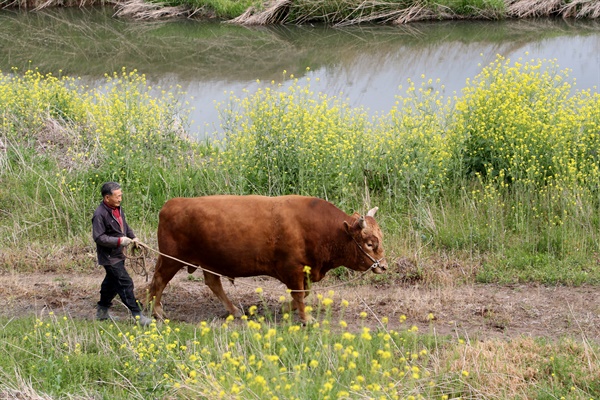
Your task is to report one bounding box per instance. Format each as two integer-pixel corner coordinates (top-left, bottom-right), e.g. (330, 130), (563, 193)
(92, 202), (135, 266)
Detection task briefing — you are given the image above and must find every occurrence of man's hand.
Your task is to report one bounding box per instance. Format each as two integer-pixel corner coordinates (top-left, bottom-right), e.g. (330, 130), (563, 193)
(132, 237), (141, 249)
(120, 237), (133, 247)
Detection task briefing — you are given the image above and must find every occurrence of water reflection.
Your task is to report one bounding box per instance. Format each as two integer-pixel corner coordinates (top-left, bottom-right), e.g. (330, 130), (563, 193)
(1, 8), (598, 137)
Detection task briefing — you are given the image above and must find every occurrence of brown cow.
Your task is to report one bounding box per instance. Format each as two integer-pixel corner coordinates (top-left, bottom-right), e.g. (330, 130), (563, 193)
(148, 195), (387, 322)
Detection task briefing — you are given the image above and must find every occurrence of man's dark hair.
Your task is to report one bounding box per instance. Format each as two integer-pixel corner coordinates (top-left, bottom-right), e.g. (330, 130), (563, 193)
(101, 182), (121, 197)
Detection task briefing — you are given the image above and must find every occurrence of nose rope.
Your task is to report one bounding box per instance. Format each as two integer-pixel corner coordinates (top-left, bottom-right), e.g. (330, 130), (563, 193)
(351, 236), (386, 271)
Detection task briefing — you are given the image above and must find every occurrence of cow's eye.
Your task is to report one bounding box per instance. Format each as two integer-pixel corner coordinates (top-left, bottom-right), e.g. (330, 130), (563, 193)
(366, 242), (374, 249)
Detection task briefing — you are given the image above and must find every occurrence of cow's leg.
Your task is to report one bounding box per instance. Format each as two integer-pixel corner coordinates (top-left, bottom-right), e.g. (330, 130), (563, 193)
(148, 255), (180, 319)
(282, 274), (312, 323)
(203, 271), (243, 318)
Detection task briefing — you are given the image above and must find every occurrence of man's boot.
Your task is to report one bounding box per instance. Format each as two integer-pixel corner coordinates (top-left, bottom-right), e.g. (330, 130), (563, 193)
(132, 312), (152, 327)
(96, 306), (118, 321)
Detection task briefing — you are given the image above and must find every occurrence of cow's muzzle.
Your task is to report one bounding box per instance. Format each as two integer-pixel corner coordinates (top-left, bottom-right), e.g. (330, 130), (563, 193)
(370, 258), (387, 274)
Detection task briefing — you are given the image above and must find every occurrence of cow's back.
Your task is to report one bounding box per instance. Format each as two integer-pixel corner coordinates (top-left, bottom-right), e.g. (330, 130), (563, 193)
(157, 195), (344, 277)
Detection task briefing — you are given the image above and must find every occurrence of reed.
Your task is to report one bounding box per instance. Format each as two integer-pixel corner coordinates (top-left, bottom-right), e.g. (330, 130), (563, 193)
(507, 0), (600, 18)
(2, 0), (599, 22)
(118, 0), (600, 22)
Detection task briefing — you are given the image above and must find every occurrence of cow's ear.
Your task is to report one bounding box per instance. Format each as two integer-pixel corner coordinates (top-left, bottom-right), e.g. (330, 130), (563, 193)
(344, 221), (351, 233)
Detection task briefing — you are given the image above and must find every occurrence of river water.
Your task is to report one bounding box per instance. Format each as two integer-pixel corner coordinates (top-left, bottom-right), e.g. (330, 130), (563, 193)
(1, 8), (599, 138)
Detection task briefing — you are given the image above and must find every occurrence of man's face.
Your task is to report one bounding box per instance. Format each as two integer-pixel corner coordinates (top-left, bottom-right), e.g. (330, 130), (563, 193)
(104, 189), (123, 208)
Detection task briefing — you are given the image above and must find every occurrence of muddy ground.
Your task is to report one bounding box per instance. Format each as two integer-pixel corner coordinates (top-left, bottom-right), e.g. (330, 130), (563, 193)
(1, 266), (599, 343)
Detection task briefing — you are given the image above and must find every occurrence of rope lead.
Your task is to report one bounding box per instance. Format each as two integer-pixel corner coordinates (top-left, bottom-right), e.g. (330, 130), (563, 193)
(131, 241), (376, 294)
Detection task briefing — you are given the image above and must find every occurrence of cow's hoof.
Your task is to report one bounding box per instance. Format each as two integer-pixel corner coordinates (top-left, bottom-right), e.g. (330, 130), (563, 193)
(152, 309), (167, 321)
(223, 308), (244, 319)
(300, 315), (315, 326)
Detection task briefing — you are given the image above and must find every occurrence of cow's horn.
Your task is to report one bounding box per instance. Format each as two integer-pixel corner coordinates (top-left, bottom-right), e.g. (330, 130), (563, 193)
(366, 207), (379, 217)
(358, 216), (367, 229)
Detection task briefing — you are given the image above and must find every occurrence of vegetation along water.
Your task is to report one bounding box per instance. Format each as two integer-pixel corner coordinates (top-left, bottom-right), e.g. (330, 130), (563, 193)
(2, 0), (600, 23)
(2, 55), (599, 284)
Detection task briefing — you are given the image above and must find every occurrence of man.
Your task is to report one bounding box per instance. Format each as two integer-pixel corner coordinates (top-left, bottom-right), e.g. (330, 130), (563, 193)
(92, 181), (152, 326)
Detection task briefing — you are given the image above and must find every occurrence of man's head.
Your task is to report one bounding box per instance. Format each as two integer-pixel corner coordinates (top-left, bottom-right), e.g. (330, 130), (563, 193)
(101, 182), (123, 208)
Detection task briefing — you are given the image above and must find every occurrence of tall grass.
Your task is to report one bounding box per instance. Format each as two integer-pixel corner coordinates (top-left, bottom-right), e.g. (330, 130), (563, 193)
(0, 68), (211, 248)
(1, 55), (600, 283)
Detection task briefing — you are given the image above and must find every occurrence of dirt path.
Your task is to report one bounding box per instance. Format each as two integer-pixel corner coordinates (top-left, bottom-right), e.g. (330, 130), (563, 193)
(1, 270), (599, 342)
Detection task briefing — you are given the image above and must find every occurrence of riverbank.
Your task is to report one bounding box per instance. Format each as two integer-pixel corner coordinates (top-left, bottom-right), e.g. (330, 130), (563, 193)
(2, 56), (600, 284)
(2, 0), (599, 24)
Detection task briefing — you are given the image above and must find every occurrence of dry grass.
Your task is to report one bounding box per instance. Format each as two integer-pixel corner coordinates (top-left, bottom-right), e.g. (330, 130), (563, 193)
(114, 0), (196, 20)
(0, 386), (53, 400)
(561, 0), (600, 18)
(2, 0), (599, 22)
(392, 3), (444, 24)
(0, 138), (7, 172)
(0, 243), (96, 272)
(506, 0), (600, 18)
(433, 336), (600, 398)
(387, 249), (482, 287)
(0, 0), (115, 10)
(35, 118), (102, 171)
(228, 0), (456, 26)
(228, 0), (290, 25)
(506, 0), (563, 18)
(225, 0), (598, 25)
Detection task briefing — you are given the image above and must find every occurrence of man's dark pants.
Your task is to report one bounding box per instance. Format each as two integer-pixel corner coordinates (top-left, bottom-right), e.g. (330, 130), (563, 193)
(98, 260), (141, 313)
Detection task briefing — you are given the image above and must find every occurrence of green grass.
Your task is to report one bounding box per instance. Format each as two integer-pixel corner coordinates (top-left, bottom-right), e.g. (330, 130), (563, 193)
(158, 0), (262, 18)
(430, 0), (505, 16)
(1, 305), (599, 399)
